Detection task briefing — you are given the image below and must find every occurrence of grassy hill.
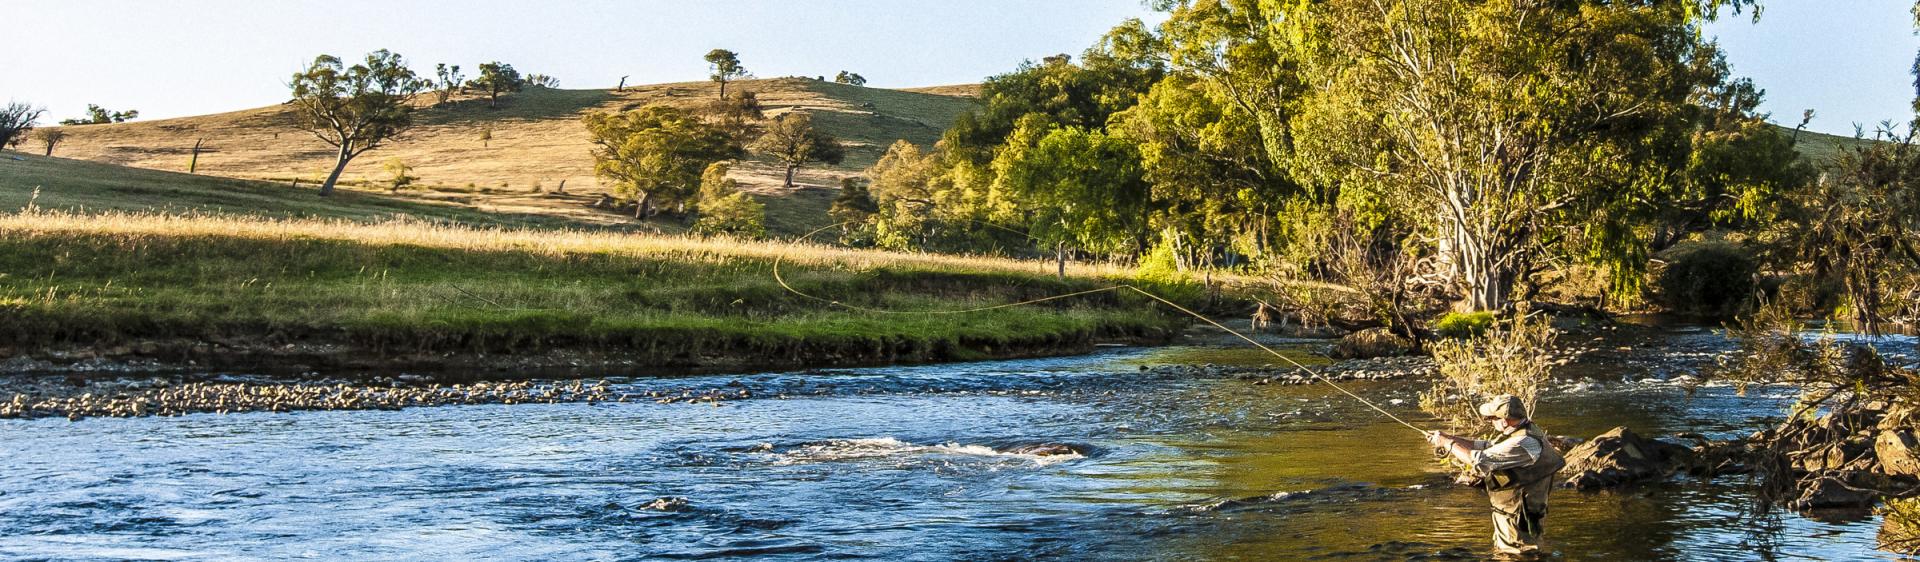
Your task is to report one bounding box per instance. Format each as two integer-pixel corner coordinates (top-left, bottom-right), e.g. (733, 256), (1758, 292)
(0, 152), (640, 230)
(1782, 124), (1880, 167)
(35, 78), (977, 235)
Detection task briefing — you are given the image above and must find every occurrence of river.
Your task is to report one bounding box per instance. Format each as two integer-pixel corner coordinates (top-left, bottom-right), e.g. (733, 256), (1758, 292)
(2, 327), (1915, 561)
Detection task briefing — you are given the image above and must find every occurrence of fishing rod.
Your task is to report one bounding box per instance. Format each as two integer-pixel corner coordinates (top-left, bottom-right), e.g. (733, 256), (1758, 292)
(770, 223), (1430, 436)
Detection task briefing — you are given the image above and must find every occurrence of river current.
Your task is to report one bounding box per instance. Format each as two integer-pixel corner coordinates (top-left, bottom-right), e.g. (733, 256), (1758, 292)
(2, 329), (1915, 561)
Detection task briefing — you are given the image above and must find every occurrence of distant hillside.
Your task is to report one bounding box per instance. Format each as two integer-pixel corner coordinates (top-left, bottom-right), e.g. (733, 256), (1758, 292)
(0, 151), (642, 231)
(36, 78), (977, 234)
(1781, 124), (1879, 166)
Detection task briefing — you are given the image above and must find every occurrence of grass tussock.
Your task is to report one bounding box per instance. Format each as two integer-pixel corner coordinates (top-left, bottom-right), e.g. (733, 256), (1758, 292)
(0, 209), (1187, 367)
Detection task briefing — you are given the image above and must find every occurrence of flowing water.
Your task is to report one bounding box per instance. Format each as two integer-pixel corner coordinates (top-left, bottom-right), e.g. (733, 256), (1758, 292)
(2, 329), (1916, 561)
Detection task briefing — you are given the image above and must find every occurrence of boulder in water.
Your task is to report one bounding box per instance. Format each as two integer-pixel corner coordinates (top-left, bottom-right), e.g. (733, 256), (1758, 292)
(1879, 429), (1920, 477)
(1003, 443), (1083, 457)
(1328, 328), (1413, 360)
(1559, 426), (1695, 490)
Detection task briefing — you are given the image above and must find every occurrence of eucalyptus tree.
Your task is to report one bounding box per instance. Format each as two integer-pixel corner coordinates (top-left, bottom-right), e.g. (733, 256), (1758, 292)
(993, 120), (1152, 274)
(432, 63), (464, 106)
(0, 102), (43, 150)
(288, 49), (429, 197)
(704, 49), (748, 99)
(468, 62), (523, 108)
(33, 128), (64, 156)
(751, 112), (844, 188)
(1145, 0), (1761, 312)
(583, 105), (739, 219)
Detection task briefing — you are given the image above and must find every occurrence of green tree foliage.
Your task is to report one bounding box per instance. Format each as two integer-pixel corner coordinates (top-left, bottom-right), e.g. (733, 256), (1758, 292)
(833, 71), (867, 86)
(1642, 47), (1813, 253)
(751, 112), (845, 188)
(1109, 72), (1298, 269)
(701, 90), (764, 149)
(705, 49), (748, 99)
(992, 121), (1150, 256)
(1771, 124), (1920, 331)
(583, 105), (740, 219)
(691, 162), (767, 238)
(58, 104), (139, 125)
(856, 32), (1165, 257)
(468, 62), (523, 108)
(942, 43), (1162, 161)
(384, 158), (417, 193)
(1236, 0), (1761, 311)
(829, 177), (879, 244)
(433, 64), (464, 106)
(288, 49), (428, 197)
(0, 102), (44, 150)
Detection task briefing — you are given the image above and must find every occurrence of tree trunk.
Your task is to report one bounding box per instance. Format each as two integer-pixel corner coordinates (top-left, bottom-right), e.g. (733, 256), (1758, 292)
(189, 138), (204, 174)
(719, 79), (727, 100)
(42, 142), (53, 156)
(633, 192), (652, 220)
(1451, 227), (1518, 313)
(1056, 242), (1067, 280)
(318, 148), (353, 197)
(784, 164), (797, 188)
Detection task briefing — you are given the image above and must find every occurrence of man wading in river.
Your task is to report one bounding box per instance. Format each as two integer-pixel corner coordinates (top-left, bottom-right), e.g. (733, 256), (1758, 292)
(1425, 395), (1566, 557)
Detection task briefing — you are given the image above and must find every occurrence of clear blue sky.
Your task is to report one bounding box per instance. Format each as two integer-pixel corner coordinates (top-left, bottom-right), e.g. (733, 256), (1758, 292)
(4, 1), (1914, 136)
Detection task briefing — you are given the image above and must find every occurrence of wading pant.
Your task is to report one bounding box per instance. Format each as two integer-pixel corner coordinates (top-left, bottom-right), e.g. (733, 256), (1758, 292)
(1488, 478), (1551, 556)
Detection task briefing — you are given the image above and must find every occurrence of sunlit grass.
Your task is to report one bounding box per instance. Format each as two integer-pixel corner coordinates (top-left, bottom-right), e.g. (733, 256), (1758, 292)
(0, 209), (1188, 360)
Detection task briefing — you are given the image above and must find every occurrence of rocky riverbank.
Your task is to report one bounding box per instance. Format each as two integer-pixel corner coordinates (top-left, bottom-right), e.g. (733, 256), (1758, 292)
(0, 375), (761, 421)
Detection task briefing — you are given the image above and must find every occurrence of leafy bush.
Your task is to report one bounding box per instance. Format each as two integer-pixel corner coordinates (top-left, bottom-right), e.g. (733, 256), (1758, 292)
(1432, 311), (1494, 338)
(1654, 242), (1757, 317)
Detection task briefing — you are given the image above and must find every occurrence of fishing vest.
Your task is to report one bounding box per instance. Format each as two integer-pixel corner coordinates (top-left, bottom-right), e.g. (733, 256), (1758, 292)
(1484, 422), (1567, 491)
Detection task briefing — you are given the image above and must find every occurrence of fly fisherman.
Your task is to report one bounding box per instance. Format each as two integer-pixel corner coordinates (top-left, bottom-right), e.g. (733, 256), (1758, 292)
(1425, 395), (1566, 557)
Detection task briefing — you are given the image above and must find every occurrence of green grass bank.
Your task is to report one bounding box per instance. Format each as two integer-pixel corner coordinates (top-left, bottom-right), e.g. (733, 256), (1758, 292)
(0, 211), (1194, 374)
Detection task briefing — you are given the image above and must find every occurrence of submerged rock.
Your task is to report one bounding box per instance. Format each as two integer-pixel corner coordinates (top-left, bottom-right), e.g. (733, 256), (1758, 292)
(1559, 426), (1695, 490)
(1002, 443), (1082, 457)
(640, 497), (690, 512)
(1792, 476), (1878, 510)
(1328, 328), (1413, 360)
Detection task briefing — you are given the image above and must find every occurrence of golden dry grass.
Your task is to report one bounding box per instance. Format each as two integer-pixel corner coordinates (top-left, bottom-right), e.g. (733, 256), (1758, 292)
(42, 78), (973, 198)
(0, 209), (1134, 280)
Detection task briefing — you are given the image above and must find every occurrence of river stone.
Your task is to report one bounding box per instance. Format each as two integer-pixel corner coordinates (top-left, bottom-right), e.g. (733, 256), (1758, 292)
(1328, 328), (1413, 360)
(1559, 426), (1694, 490)
(1878, 430), (1920, 477)
(1004, 443), (1081, 457)
(640, 497), (690, 511)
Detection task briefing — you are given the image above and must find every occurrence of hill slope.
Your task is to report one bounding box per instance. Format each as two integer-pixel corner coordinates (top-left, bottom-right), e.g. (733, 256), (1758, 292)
(0, 151), (640, 230)
(37, 78), (976, 234)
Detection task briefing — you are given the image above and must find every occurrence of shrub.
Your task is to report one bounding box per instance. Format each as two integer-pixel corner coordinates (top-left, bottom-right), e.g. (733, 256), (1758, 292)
(1421, 304), (1556, 435)
(1432, 311), (1494, 338)
(1654, 242), (1757, 317)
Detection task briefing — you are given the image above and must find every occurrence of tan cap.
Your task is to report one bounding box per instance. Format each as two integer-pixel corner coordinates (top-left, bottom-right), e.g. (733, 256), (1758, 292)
(1477, 395), (1527, 420)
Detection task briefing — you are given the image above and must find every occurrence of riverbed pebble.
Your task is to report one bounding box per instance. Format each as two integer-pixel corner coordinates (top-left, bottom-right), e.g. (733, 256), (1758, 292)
(0, 376), (758, 420)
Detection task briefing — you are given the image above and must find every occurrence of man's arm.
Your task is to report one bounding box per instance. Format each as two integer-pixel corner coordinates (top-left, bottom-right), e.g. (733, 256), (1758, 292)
(1427, 431), (1482, 465)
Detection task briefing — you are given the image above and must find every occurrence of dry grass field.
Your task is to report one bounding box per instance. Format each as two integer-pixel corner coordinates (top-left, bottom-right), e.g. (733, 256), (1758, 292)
(35, 77), (976, 235)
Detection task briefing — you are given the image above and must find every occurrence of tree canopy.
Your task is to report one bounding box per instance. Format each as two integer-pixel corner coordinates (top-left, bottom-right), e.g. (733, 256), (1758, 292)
(59, 104), (138, 125)
(751, 112), (845, 188)
(583, 105), (740, 219)
(0, 102), (43, 150)
(288, 49), (428, 196)
(704, 49), (748, 99)
(468, 61), (523, 108)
